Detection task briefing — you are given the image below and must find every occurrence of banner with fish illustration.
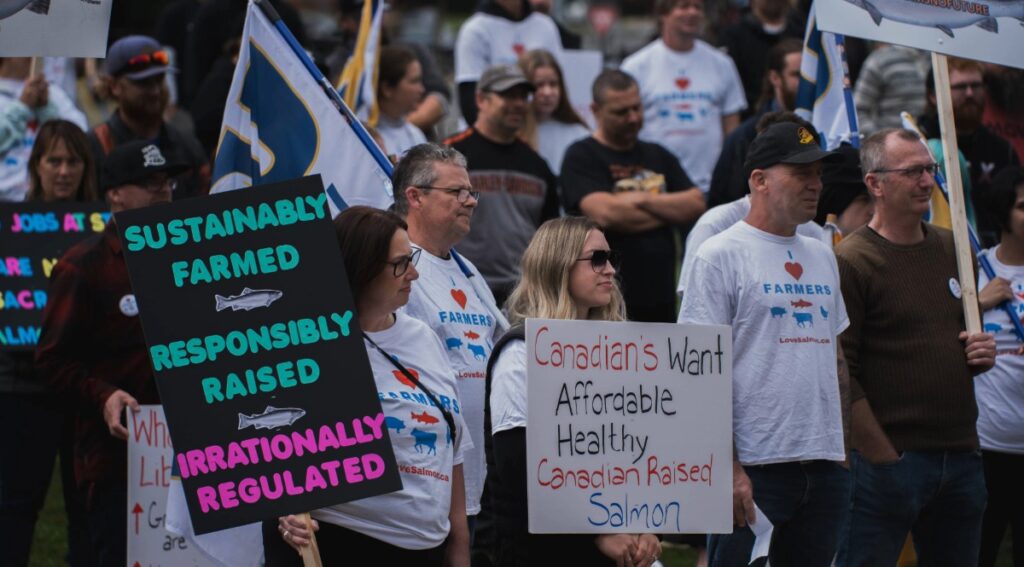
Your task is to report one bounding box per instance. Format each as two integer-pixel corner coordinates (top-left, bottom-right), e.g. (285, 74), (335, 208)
(0, 0), (112, 57)
(117, 175), (401, 534)
(815, 0), (1024, 70)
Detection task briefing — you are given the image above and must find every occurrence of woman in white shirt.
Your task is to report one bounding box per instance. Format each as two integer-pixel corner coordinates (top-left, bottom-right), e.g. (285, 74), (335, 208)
(375, 46), (428, 159)
(272, 206), (470, 566)
(485, 216), (661, 567)
(518, 49), (589, 175)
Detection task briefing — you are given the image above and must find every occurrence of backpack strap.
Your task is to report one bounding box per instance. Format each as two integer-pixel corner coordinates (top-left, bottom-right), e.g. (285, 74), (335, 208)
(94, 122), (115, 156)
(483, 324), (526, 468)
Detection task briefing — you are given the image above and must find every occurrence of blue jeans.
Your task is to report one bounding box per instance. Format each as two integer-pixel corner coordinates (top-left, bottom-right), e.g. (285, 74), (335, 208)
(837, 450), (987, 567)
(708, 460), (850, 567)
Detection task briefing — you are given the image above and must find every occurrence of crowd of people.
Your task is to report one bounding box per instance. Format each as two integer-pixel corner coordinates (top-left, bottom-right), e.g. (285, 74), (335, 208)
(1, 0), (1023, 566)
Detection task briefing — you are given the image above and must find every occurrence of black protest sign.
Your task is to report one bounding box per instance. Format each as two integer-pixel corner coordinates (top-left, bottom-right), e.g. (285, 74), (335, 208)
(117, 176), (401, 534)
(0, 202), (110, 351)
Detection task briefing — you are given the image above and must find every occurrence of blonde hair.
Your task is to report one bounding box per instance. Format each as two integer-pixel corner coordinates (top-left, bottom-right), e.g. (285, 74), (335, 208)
(506, 217), (626, 325)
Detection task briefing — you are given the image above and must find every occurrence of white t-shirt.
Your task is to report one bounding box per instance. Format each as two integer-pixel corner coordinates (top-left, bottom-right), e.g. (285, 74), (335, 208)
(489, 339), (528, 434)
(622, 39), (746, 192)
(376, 114), (427, 159)
(974, 246), (1024, 454)
(678, 221), (849, 465)
(677, 196), (831, 297)
(537, 119), (590, 176)
(402, 247), (501, 515)
(313, 312), (470, 549)
(454, 12), (563, 84)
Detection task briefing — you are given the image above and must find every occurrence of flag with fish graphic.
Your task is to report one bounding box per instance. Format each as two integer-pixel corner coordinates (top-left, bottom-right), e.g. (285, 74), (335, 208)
(816, 0), (1024, 70)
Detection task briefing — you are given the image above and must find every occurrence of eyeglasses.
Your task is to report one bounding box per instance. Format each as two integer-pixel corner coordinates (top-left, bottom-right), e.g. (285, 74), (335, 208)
(417, 186), (480, 203)
(576, 249), (620, 272)
(137, 177), (178, 193)
(950, 81), (985, 93)
(870, 163), (938, 179)
(387, 247), (421, 277)
(123, 50), (170, 73)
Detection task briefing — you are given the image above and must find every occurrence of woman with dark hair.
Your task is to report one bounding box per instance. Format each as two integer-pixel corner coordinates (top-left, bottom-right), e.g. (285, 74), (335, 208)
(375, 45), (427, 159)
(485, 216), (661, 567)
(271, 206), (470, 566)
(518, 49), (589, 175)
(975, 166), (1024, 567)
(26, 119), (98, 203)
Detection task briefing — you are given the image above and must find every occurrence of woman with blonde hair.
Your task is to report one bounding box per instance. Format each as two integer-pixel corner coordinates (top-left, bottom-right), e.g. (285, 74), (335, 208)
(483, 216), (660, 567)
(518, 49), (589, 175)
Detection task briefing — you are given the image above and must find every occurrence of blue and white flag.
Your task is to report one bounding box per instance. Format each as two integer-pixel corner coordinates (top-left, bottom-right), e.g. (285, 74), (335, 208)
(795, 3), (860, 150)
(336, 0), (385, 124)
(210, 0), (393, 215)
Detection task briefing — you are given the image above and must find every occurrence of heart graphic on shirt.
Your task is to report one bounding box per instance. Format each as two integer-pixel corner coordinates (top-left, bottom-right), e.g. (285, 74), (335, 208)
(451, 288), (468, 309)
(675, 78), (690, 90)
(392, 368), (420, 389)
(784, 261), (803, 280)
(512, 43), (525, 57)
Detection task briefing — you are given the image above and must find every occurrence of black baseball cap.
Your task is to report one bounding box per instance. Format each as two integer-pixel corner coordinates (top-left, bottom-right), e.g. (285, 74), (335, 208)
(744, 122), (841, 174)
(101, 141), (188, 192)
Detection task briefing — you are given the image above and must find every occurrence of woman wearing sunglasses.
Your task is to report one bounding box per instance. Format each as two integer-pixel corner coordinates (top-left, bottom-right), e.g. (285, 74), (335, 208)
(484, 216), (661, 567)
(270, 206), (470, 566)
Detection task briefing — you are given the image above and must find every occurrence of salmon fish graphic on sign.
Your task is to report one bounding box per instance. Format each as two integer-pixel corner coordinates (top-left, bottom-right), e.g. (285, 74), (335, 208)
(237, 406), (306, 430)
(843, 0), (1024, 37)
(214, 288), (284, 312)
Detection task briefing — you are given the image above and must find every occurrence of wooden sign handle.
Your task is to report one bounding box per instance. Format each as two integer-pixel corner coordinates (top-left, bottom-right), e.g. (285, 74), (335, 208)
(931, 52), (982, 334)
(28, 57), (41, 78)
(297, 512), (323, 567)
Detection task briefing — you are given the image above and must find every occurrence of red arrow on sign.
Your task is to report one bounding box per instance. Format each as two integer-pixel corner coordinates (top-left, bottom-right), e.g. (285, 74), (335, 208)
(132, 503), (144, 535)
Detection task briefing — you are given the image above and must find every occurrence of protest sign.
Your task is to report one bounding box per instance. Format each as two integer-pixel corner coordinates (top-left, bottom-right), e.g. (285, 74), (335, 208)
(561, 49), (604, 129)
(0, 202), (109, 351)
(117, 175), (401, 534)
(0, 0), (112, 57)
(127, 405), (216, 567)
(526, 319), (732, 534)
(815, 0), (1024, 70)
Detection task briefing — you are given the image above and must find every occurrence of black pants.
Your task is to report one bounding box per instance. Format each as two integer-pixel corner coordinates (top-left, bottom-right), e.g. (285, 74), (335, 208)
(980, 449), (1024, 567)
(262, 519), (446, 566)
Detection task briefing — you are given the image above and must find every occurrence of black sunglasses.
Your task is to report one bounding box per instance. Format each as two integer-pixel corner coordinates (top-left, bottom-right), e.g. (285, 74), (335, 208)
(575, 249), (620, 272)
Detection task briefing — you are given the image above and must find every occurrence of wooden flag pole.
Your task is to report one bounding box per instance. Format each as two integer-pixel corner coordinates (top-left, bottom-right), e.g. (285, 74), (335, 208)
(297, 513), (323, 567)
(930, 52), (982, 334)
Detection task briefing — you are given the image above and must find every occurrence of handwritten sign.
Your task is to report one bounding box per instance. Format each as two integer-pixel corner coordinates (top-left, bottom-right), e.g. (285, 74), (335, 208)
(0, 202), (109, 351)
(526, 319), (732, 534)
(118, 176), (401, 534)
(0, 0), (112, 57)
(816, 0), (1024, 70)
(127, 405), (215, 566)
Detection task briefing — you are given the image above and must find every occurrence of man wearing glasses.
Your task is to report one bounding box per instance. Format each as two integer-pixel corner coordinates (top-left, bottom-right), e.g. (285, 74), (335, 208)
(679, 122), (850, 566)
(88, 35), (208, 199)
(444, 64), (559, 306)
(391, 143), (506, 553)
(834, 128), (997, 566)
(35, 141), (185, 566)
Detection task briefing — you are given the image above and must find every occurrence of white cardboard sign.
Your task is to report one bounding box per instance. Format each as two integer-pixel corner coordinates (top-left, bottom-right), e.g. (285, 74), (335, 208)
(561, 49), (604, 130)
(127, 405), (214, 567)
(816, 0), (1024, 70)
(525, 319), (733, 534)
(0, 0), (112, 57)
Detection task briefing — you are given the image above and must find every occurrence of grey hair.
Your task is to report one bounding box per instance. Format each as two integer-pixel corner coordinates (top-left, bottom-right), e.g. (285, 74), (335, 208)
(860, 128), (920, 174)
(391, 143), (468, 216)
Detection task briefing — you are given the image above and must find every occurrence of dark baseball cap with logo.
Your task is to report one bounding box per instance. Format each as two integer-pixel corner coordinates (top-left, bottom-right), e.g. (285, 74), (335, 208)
(101, 141), (188, 192)
(477, 64), (535, 94)
(104, 35), (176, 80)
(744, 122), (841, 175)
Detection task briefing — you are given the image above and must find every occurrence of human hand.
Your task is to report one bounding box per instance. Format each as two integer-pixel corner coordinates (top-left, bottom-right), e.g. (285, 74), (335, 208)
(733, 460), (755, 527)
(102, 389), (139, 440)
(960, 331), (996, 372)
(596, 533), (639, 567)
(278, 514), (319, 552)
(979, 277), (1014, 311)
(19, 74), (48, 108)
(631, 533), (661, 567)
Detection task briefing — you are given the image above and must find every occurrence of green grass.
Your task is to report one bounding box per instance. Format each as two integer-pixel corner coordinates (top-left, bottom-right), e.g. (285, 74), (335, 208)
(28, 461), (1012, 567)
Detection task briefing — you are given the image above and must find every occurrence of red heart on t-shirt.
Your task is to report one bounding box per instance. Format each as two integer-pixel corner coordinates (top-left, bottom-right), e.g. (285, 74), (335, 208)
(784, 262), (804, 280)
(392, 368), (419, 389)
(513, 43), (525, 57)
(675, 78), (690, 90)
(451, 288), (468, 309)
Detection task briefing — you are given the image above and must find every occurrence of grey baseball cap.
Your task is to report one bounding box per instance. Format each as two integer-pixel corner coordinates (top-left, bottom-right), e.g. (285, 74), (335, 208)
(477, 64), (535, 94)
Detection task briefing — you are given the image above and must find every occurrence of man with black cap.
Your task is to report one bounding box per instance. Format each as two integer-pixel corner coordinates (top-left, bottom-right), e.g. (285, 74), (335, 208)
(35, 140), (186, 567)
(678, 122), (852, 566)
(89, 35), (208, 200)
(444, 64), (559, 305)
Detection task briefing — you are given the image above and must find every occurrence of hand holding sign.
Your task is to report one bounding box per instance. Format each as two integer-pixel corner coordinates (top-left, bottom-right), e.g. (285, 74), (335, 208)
(103, 389), (140, 440)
